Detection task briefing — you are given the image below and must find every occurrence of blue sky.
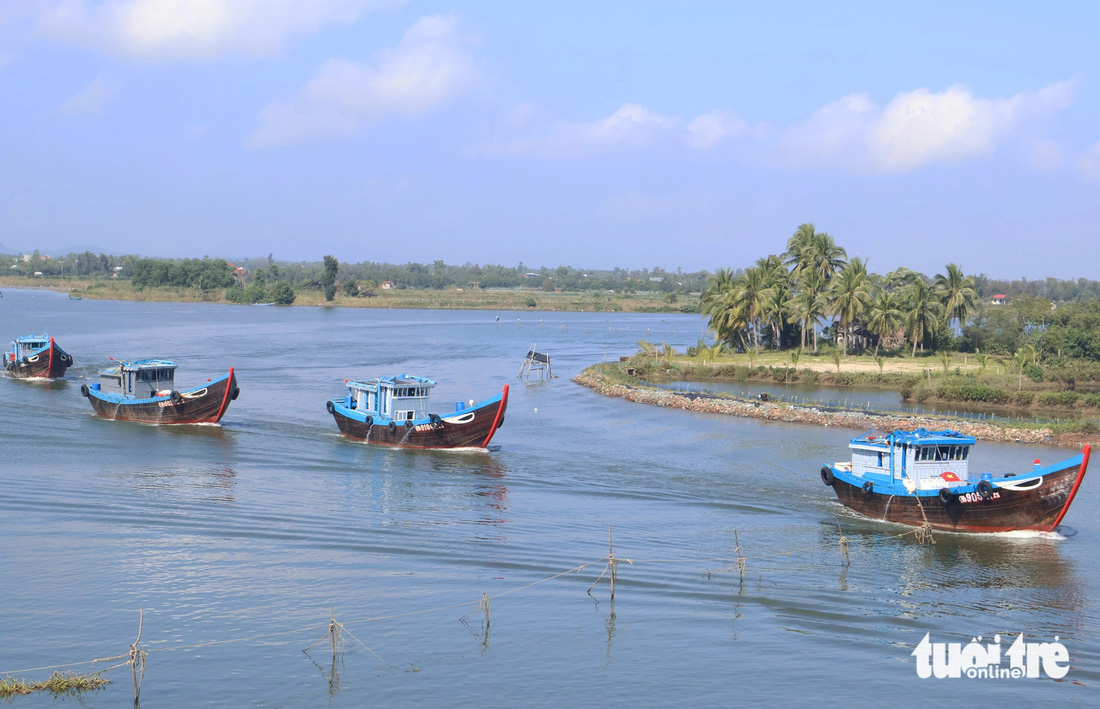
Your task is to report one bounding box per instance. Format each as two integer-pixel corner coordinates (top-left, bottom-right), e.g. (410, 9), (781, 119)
(1, 1), (1098, 278)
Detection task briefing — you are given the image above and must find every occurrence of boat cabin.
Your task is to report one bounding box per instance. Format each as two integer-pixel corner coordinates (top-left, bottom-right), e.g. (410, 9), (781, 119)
(848, 428), (976, 490)
(345, 374), (436, 422)
(98, 359), (178, 398)
(9, 334), (49, 361)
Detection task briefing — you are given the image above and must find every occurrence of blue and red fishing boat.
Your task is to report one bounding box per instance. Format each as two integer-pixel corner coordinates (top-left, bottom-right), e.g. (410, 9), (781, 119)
(80, 359), (239, 424)
(5, 332), (73, 379)
(327, 374), (508, 449)
(820, 428), (1089, 533)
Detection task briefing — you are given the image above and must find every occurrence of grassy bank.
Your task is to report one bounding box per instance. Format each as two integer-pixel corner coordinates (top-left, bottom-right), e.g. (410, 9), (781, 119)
(622, 349), (1100, 421)
(0, 276), (696, 313)
(579, 361), (1099, 447)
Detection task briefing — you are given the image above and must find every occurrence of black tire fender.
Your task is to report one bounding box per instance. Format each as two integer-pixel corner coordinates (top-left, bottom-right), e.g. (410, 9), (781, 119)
(939, 487), (954, 505)
(429, 413), (442, 428)
(977, 480), (994, 500)
(861, 481), (873, 496)
(170, 390), (182, 404)
(388, 421), (397, 434)
(820, 466), (834, 486)
(80, 383), (90, 398)
(231, 387), (240, 401)
(404, 420), (413, 430)
(364, 415), (373, 426)
(326, 400), (336, 415)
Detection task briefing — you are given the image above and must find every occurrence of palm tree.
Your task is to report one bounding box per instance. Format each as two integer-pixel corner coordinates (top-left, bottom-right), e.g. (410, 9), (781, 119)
(808, 231), (847, 283)
(783, 223), (818, 278)
(828, 259), (872, 354)
(1014, 349), (1031, 390)
(701, 268), (747, 349)
(976, 353), (990, 376)
(904, 280), (944, 357)
(731, 266), (772, 352)
(700, 267), (736, 312)
(938, 350), (952, 374)
(934, 263), (979, 328)
(866, 291), (903, 357)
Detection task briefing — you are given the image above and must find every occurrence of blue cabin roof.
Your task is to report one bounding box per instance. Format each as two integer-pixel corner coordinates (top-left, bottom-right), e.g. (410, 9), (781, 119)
(120, 359), (178, 371)
(12, 332), (50, 347)
(348, 373), (436, 390)
(850, 428), (976, 449)
(99, 359), (177, 375)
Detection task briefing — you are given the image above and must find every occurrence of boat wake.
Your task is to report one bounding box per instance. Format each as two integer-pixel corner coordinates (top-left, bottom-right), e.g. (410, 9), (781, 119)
(986, 529), (1066, 541)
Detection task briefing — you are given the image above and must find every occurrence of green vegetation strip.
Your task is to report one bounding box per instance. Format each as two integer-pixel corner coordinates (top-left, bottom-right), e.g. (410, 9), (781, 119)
(576, 361), (1098, 447)
(0, 671), (110, 698)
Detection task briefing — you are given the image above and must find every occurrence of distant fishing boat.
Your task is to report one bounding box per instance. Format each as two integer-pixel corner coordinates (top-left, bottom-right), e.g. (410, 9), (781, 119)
(821, 428), (1090, 533)
(80, 359), (239, 424)
(327, 375), (508, 449)
(5, 332), (73, 379)
(253, 302), (275, 306)
(69, 294), (82, 300)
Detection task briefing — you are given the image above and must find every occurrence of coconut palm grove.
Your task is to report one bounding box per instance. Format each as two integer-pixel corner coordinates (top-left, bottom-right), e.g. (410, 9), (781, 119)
(699, 223), (1100, 366)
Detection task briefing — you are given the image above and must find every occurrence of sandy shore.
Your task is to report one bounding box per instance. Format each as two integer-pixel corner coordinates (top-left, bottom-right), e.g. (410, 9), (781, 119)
(573, 369), (1093, 449)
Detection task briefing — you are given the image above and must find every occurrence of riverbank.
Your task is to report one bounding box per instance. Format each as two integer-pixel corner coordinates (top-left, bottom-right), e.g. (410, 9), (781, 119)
(0, 277), (695, 313)
(575, 362), (1099, 448)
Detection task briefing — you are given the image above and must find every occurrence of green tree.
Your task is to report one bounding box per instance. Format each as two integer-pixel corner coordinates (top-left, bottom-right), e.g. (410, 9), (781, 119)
(271, 281), (295, 305)
(322, 255), (339, 302)
(866, 291), (903, 357)
(828, 259), (872, 354)
(904, 280), (945, 357)
(732, 266), (772, 352)
(934, 263), (979, 328)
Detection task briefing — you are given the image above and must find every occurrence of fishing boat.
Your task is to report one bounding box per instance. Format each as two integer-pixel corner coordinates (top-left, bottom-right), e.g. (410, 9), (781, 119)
(80, 359), (239, 424)
(5, 332), (73, 379)
(820, 428), (1090, 533)
(327, 375), (508, 449)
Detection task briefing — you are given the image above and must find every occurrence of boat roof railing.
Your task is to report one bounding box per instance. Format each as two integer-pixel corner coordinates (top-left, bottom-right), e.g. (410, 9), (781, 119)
(121, 359), (177, 371)
(99, 359), (178, 374)
(348, 374), (437, 390)
(850, 428), (977, 447)
(13, 331), (50, 344)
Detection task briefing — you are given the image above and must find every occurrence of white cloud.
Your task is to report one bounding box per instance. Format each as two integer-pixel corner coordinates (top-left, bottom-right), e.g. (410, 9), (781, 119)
(778, 93), (876, 166)
(686, 110), (747, 149)
(1079, 140), (1100, 180)
(247, 15), (477, 149)
(479, 80), (1076, 174)
(764, 80), (1077, 172)
(477, 103), (678, 158)
(867, 81), (1075, 171)
(60, 74), (117, 115)
(35, 0), (384, 60)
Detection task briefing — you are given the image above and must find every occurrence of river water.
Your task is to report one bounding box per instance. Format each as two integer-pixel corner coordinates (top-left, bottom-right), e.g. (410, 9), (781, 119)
(1, 288), (1096, 707)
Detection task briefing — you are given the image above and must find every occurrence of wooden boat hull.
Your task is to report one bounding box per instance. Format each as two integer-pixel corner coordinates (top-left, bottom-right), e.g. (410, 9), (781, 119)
(330, 386), (508, 449)
(823, 446), (1090, 533)
(82, 369), (239, 424)
(5, 338), (72, 379)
